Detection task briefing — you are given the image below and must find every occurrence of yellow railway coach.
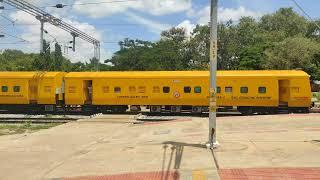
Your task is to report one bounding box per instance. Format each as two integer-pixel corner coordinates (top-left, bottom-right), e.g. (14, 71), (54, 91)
(0, 72), (65, 113)
(64, 70), (311, 114)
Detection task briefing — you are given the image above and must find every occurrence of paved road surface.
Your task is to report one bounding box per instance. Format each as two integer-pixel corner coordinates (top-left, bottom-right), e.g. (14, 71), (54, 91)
(0, 114), (319, 179)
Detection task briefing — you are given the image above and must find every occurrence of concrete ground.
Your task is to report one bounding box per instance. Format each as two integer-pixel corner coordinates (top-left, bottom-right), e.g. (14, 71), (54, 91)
(0, 113), (320, 180)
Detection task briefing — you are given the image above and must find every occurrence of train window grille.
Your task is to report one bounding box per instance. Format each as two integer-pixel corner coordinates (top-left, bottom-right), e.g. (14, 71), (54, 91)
(291, 87), (300, 93)
(184, 86), (191, 93)
(259, 87), (267, 94)
(129, 86), (136, 93)
(153, 86), (160, 93)
(1, 86), (8, 92)
(114, 87), (121, 93)
(68, 86), (76, 93)
(225, 87), (233, 93)
(102, 86), (110, 93)
(240, 87), (248, 94)
(163, 86), (170, 93)
(138, 86), (146, 93)
(44, 86), (52, 93)
(217, 87), (221, 93)
(194, 86), (202, 93)
(13, 86), (20, 92)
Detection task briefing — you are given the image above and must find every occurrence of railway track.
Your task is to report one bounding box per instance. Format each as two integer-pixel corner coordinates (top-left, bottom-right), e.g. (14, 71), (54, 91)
(0, 117), (78, 124)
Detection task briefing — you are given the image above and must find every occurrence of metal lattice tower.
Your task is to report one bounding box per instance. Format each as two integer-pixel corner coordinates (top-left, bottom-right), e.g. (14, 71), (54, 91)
(2, 0), (101, 70)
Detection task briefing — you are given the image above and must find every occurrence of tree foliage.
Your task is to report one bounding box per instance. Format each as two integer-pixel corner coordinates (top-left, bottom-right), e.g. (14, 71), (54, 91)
(105, 8), (320, 80)
(0, 41), (110, 72)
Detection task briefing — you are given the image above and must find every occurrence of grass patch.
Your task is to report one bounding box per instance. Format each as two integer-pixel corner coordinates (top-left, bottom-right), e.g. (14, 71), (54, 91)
(0, 123), (62, 136)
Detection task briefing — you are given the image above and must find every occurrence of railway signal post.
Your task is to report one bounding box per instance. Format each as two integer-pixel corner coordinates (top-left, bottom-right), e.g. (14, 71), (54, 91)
(207, 0), (219, 149)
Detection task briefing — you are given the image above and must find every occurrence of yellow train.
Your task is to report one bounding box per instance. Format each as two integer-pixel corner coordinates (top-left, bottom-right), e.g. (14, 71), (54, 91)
(0, 70), (312, 115)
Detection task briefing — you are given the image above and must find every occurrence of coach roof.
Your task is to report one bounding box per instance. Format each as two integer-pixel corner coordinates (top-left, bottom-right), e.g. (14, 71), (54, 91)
(65, 70), (309, 79)
(0, 72), (64, 79)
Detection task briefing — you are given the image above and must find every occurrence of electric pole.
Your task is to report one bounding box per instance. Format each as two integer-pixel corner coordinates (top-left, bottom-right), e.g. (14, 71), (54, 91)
(3, 0), (101, 71)
(207, 0), (219, 149)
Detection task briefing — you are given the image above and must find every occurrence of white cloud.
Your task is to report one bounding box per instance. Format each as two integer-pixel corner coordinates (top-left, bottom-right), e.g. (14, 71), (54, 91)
(219, 6), (262, 22)
(126, 12), (171, 34)
(73, 0), (192, 18)
(177, 6), (263, 38)
(9, 10), (111, 63)
(176, 20), (196, 37)
(194, 6), (262, 25)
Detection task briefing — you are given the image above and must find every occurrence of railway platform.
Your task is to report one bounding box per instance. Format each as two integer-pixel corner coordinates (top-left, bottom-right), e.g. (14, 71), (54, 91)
(0, 113), (320, 180)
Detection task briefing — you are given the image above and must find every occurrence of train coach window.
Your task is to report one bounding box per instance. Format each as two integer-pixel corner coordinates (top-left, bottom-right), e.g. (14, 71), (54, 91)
(138, 86), (146, 93)
(184, 86), (191, 93)
(114, 87), (121, 93)
(1, 86), (8, 92)
(259, 87), (267, 94)
(217, 87), (221, 93)
(225, 87), (233, 93)
(163, 86), (170, 93)
(291, 87), (300, 93)
(153, 86), (160, 93)
(240, 87), (248, 94)
(13, 86), (20, 92)
(194, 86), (202, 93)
(129, 86), (136, 93)
(102, 86), (110, 93)
(44, 86), (52, 93)
(68, 86), (76, 93)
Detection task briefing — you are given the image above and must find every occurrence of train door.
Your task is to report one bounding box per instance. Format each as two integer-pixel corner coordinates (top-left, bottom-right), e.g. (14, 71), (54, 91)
(29, 78), (38, 104)
(83, 80), (93, 105)
(279, 80), (290, 106)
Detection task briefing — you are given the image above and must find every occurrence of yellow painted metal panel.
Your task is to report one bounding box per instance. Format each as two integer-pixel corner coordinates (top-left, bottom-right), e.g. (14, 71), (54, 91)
(64, 79), (86, 105)
(288, 77), (312, 107)
(37, 72), (66, 105)
(64, 70), (311, 108)
(0, 79), (30, 104)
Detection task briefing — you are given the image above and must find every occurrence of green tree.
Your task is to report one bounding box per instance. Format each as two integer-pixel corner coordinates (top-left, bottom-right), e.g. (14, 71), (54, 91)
(53, 43), (63, 71)
(264, 37), (320, 79)
(188, 25), (210, 69)
(107, 28), (190, 71)
(33, 40), (52, 71)
(239, 45), (267, 70)
(260, 8), (309, 40)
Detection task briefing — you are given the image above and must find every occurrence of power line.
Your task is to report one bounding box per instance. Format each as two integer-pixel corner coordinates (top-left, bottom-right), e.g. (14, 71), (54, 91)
(2, 0), (139, 10)
(0, 40), (120, 44)
(0, 28), (29, 42)
(0, 14), (15, 25)
(291, 0), (320, 30)
(0, 41), (29, 44)
(52, 0), (138, 7)
(0, 23), (145, 26)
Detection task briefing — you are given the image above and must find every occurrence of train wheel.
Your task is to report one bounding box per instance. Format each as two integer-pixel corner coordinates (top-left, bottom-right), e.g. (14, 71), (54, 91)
(240, 108), (253, 116)
(268, 108), (278, 115)
(111, 106), (128, 113)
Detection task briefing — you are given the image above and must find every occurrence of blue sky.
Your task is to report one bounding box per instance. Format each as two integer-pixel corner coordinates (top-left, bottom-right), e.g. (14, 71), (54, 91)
(0, 0), (319, 63)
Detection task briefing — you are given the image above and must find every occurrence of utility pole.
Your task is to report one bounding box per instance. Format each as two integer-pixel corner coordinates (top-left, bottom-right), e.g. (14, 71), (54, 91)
(37, 16), (46, 53)
(207, 0), (219, 149)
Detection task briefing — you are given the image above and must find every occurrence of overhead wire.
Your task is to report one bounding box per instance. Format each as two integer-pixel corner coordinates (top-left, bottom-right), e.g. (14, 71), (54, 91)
(290, 0), (320, 30)
(2, 0), (139, 11)
(0, 14), (15, 25)
(0, 23), (145, 26)
(50, 0), (138, 7)
(0, 41), (29, 44)
(0, 29), (29, 42)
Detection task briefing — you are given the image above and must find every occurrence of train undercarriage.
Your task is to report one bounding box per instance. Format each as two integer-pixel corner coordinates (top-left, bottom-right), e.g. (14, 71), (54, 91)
(0, 104), (310, 115)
